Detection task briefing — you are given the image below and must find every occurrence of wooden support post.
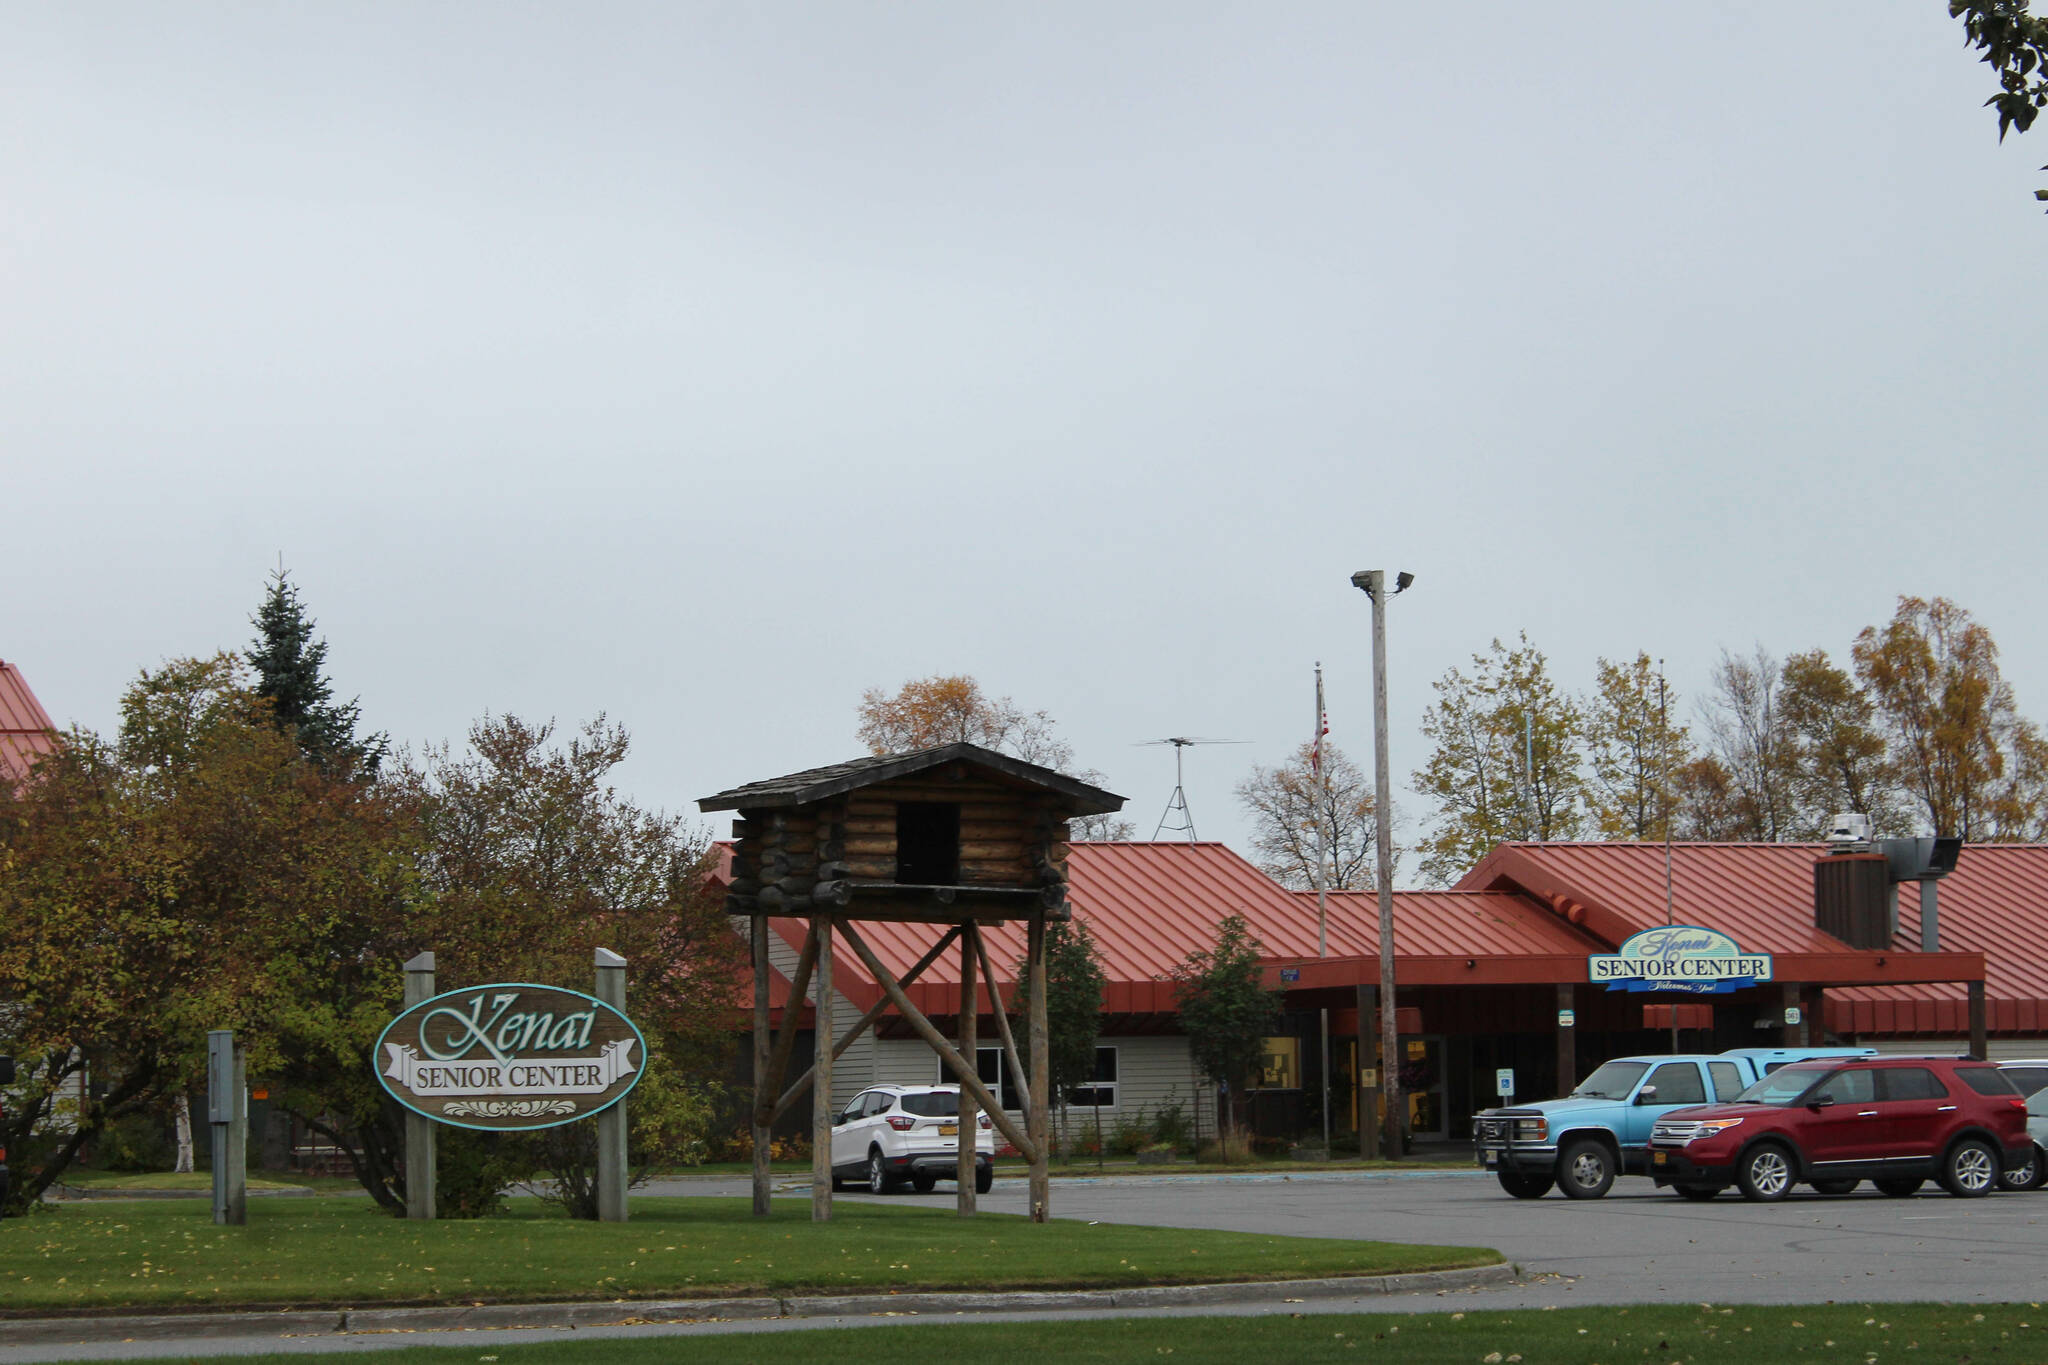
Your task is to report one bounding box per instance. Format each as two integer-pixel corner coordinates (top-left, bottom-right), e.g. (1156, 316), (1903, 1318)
(957, 923), (978, 1215)
(813, 915), (835, 1220)
(1802, 985), (1825, 1047)
(1027, 911), (1050, 1222)
(751, 914), (772, 1216)
(1555, 983), (1576, 1096)
(773, 927), (961, 1123)
(838, 922), (1036, 1157)
(1355, 983), (1380, 1161)
(972, 922), (1033, 1133)
(1969, 979), (1988, 1060)
(403, 953), (436, 1221)
(1779, 982), (1803, 1049)
(595, 948), (629, 1223)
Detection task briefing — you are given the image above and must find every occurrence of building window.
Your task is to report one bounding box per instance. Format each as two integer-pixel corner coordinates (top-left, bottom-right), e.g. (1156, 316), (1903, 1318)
(937, 1045), (1021, 1111)
(1255, 1036), (1300, 1089)
(896, 802), (960, 884)
(1066, 1047), (1119, 1108)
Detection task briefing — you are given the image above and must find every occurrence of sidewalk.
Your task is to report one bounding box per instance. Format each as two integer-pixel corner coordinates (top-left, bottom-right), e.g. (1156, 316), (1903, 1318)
(0, 1265), (1517, 1349)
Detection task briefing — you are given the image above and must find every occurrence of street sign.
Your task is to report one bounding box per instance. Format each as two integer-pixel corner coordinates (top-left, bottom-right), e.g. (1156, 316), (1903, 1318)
(1557, 1009), (1576, 1028)
(1495, 1068), (1515, 1098)
(1784, 1005), (1802, 1026)
(1359, 1068), (1379, 1088)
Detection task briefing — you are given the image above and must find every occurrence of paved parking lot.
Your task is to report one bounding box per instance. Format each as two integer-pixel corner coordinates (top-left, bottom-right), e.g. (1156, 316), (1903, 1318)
(692, 1166), (2048, 1306)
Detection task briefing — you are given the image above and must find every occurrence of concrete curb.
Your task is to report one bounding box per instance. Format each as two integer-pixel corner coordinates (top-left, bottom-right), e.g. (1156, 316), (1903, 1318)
(0, 1263), (1514, 1346)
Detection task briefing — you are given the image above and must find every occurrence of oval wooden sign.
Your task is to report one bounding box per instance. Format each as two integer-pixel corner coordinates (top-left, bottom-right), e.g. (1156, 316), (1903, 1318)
(375, 983), (647, 1131)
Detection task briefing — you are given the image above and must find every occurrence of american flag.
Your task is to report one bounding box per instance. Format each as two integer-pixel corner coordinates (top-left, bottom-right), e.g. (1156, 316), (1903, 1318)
(1312, 664), (1328, 779)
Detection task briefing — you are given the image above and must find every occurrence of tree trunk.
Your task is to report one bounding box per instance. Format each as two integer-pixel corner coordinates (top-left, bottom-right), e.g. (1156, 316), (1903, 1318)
(173, 1094), (195, 1174)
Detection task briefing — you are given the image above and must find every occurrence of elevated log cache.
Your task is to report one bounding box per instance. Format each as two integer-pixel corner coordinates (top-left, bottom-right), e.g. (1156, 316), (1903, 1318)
(700, 742), (1123, 1222)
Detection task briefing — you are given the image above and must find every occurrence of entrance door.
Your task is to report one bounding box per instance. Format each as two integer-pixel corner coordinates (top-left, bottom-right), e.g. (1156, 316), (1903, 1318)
(1404, 1036), (1446, 1139)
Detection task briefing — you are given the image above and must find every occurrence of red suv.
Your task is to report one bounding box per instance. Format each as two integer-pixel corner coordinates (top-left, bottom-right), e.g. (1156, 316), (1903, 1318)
(1647, 1056), (2029, 1202)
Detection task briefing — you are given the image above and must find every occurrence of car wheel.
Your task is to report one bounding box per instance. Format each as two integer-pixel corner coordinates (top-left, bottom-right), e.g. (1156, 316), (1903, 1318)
(1940, 1138), (1999, 1198)
(1496, 1171), (1554, 1199)
(1736, 1143), (1795, 1202)
(1810, 1178), (1860, 1196)
(867, 1149), (897, 1195)
(1557, 1139), (1615, 1199)
(1674, 1184), (1722, 1201)
(1874, 1176), (1924, 1197)
(2001, 1144), (2045, 1192)
(911, 1172), (937, 1194)
(975, 1165), (993, 1195)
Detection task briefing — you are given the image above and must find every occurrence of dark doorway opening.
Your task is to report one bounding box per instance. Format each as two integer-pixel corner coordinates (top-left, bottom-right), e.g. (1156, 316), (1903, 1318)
(896, 802), (961, 884)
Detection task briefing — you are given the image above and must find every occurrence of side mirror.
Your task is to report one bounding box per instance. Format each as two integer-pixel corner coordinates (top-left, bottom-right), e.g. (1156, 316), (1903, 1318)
(1807, 1093), (1836, 1110)
(1633, 1086), (1659, 1105)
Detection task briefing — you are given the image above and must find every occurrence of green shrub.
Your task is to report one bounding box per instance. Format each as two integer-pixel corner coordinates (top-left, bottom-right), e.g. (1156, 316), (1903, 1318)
(91, 1110), (174, 1174)
(1106, 1105), (1151, 1156)
(1149, 1091), (1191, 1152)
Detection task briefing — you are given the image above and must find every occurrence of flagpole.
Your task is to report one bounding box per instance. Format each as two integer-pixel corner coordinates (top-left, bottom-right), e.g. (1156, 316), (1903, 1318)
(1314, 663), (1329, 958)
(1314, 664), (1331, 1158)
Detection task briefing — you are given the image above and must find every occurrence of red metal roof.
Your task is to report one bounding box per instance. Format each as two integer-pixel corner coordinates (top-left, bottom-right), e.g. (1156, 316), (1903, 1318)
(0, 659), (57, 787)
(1463, 842), (2044, 1035)
(758, 842), (1604, 1012)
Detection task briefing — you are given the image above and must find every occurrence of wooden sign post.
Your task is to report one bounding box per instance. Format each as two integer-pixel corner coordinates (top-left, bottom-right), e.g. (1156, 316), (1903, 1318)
(403, 952), (437, 1221)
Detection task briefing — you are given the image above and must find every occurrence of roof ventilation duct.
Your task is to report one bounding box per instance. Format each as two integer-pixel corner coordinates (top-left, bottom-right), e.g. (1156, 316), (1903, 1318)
(1879, 836), (1964, 953)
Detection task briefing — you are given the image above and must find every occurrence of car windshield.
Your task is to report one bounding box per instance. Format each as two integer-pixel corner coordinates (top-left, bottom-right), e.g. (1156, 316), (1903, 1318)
(1734, 1065), (1831, 1106)
(1570, 1061), (1649, 1100)
(896, 1091), (958, 1117)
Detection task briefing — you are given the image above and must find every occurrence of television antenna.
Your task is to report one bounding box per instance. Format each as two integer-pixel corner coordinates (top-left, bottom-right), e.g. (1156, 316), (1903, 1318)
(1134, 737), (1249, 841)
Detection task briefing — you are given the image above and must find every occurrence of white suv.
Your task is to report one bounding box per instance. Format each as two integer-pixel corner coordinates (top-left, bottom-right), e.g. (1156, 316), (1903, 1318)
(829, 1084), (995, 1194)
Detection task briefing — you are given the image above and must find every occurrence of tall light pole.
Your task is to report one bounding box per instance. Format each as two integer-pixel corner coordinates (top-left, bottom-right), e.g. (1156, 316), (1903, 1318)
(1351, 569), (1412, 1157)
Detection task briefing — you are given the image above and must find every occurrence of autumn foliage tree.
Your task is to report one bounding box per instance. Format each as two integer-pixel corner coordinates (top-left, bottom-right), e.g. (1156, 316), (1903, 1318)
(1411, 635), (1584, 884)
(1853, 596), (2048, 840)
(0, 655), (408, 1212)
(857, 674), (1134, 840)
(374, 715), (747, 1216)
(1583, 653), (1687, 840)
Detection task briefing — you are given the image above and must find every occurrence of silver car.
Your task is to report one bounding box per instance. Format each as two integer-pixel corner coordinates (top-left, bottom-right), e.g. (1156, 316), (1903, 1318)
(1996, 1060), (2048, 1191)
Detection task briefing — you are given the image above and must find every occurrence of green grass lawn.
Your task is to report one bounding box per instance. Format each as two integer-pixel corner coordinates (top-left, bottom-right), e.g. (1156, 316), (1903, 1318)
(0, 1195), (1497, 1314)
(61, 1302), (2048, 1365)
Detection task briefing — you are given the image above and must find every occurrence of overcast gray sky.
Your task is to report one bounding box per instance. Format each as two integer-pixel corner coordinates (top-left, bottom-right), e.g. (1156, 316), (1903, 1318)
(6, 3), (2045, 870)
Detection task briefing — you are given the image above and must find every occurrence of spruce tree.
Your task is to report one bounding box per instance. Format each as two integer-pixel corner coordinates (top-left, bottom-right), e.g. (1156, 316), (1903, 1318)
(247, 570), (384, 772)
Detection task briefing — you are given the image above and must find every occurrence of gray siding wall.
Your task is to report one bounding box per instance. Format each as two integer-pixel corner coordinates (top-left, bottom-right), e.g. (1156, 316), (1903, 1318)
(868, 1031), (1216, 1144)
(761, 925), (877, 1111)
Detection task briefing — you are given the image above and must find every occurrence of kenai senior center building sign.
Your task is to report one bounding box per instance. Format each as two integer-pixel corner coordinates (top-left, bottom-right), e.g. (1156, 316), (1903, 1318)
(376, 983), (645, 1130)
(1589, 926), (1773, 995)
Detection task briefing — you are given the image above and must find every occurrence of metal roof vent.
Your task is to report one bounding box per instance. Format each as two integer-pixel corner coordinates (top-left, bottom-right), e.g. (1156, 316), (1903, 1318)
(1878, 836), (1964, 952)
(1824, 812), (1874, 851)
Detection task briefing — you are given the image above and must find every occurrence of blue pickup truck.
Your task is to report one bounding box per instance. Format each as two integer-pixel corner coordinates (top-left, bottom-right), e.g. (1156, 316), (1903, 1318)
(1473, 1046), (1875, 1198)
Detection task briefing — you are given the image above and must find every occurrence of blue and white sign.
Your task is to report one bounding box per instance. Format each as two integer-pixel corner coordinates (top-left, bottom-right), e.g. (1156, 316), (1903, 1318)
(1588, 926), (1773, 995)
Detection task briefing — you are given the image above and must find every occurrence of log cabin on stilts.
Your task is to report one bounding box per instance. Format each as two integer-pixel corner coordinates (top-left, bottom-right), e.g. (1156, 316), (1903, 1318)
(698, 743), (1125, 1223)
